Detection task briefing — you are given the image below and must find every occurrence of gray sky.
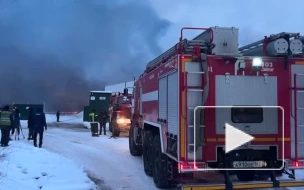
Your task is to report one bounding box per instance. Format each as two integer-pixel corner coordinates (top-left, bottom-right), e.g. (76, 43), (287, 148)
(0, 0), (303, 111)
(148, 0), (304, 50)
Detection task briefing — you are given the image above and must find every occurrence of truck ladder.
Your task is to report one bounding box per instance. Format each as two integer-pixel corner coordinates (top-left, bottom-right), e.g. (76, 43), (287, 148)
(238, 32), (300, 54)
(184, 71), (204, 162)
(179, 27), (211, 162)
(146, 39), (213, 70)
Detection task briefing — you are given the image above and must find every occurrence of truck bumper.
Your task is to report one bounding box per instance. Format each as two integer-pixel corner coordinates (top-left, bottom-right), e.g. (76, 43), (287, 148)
(179, 179), (304, 190)
(117, 123), (131, 130)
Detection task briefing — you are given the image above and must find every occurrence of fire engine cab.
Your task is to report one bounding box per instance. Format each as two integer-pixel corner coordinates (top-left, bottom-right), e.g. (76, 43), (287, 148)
(128, 26), (304, 189)
(108, 89), (133, 137)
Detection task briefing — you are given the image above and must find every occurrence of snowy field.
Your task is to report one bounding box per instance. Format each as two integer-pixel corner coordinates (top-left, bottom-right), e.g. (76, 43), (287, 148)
(0, 140), (96, 190)
(1, 112), (304, 190)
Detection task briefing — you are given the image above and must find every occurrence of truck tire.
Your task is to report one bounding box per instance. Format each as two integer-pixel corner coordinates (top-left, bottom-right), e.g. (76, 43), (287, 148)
(129, 124), (142, 156)
(112, 123), (120, 137)
(143, 131), (154, 176)
(236, 170), (255, 181)
(152, 135), (169, 188)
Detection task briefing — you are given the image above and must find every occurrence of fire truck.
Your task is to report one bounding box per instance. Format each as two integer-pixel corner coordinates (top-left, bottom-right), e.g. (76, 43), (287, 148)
(128, 26), (304, 189)
(108, 88), (133, 137)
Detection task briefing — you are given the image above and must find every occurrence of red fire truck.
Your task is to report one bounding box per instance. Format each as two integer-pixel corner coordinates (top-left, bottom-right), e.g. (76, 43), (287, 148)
(128, 26), (304, 189)
(108, 88), (133, 137)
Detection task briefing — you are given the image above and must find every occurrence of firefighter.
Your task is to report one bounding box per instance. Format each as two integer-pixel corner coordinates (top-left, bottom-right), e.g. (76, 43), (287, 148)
(89, 109), (99, 136)
(0, 105), (13, 147)
(89, 109), (97, 122)
(98, 110), (108, 135)
(27, 107), (34, 140)
(32, 107), (47, 148)
(56, 110), (60, 122)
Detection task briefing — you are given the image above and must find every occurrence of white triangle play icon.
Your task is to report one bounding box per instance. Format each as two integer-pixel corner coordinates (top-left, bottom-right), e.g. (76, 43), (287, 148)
(225, 123), (254, 154)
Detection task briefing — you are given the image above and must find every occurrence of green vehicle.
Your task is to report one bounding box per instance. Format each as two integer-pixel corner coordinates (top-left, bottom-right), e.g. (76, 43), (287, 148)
(83, 91), (112, 122)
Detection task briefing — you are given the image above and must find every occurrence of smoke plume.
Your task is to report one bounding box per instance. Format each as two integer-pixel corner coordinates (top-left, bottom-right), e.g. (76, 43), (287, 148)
(0, 0), (170, 111)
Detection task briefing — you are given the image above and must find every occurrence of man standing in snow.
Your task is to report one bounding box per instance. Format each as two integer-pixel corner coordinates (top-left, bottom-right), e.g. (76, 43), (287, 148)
(0, 105), (13, 147)
(56, 110), (60, 122)
(98, 110), (108, 135)
(27, 107), (34, 140)
(11, 108), (21, 140)
(89, 109), (97, 122)
(32, 107), (47, 148)
(89, 109), (99, 136)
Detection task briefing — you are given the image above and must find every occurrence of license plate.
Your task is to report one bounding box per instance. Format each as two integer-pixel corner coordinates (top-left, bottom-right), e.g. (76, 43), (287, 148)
(233, 161), (265, 168)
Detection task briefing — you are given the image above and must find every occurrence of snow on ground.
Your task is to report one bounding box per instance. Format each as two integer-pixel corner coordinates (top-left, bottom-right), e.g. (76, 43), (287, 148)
(0, 141), (96, 190)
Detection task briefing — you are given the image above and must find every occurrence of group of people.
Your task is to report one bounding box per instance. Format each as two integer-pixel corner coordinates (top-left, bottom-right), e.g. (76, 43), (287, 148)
(0, 105), (47, 148)
(89, 109), (108, 135)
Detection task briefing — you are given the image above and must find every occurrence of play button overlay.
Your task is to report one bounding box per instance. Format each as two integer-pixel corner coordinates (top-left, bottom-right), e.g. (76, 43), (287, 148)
(225, 123), (254, 154)
(192, 106), (285, 171)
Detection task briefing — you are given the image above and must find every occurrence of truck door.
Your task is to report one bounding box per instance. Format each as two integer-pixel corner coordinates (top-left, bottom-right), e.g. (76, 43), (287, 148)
(139, 86), (142, 115)
(132, 86), (135, 114)
(291, 64), (304, 159)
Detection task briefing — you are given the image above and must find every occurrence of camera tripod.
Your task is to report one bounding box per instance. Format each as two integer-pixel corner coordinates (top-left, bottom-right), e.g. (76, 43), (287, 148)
(11, 125), (25, 140)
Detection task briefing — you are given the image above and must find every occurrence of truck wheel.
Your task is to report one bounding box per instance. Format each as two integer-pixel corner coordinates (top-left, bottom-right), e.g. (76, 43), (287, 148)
(129, 124), (142, 156)
(143, 131), (154, 176)
(112, 123), (120, 137)
(152, 135), (169, 188)
(236, 170), (255, 181)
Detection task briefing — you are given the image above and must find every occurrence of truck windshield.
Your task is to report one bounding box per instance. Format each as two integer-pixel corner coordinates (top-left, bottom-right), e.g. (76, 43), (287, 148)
(117, 96), (131, 104)
(231, 107), (263, 123)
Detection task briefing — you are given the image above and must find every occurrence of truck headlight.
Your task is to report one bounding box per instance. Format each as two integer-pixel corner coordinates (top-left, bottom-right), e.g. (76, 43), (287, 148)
(116, 118), (131, 124)
(117, 118), (125, 124)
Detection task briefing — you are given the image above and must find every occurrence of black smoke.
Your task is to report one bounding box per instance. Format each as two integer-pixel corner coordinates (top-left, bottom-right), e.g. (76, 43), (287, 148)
(0, 0), (170, 112)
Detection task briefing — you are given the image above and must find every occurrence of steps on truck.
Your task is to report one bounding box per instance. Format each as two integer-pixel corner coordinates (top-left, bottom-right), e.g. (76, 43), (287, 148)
(179, 179), (304, 190)
(177, 172), (304, 190)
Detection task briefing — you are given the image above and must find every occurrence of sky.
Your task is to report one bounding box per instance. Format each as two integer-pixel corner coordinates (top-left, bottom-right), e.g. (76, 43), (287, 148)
(0, 0), (303, 111)
(148, 0), (304, 49)
(0, 0), (169, 111)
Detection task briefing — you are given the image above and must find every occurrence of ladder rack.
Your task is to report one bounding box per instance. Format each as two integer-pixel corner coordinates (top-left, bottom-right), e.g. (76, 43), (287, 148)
(146, 39), (213, 70)
(239, 32), (300, 53)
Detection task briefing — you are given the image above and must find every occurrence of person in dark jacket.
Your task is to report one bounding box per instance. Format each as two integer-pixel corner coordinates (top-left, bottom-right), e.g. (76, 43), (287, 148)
(11, 108), (21, 140)
(0, 105), (13, 147)
(98, 110), (108, 135)
(27, 107), (35, 140)
(56, 110), (60, 122)
(32, 107), (47, 148)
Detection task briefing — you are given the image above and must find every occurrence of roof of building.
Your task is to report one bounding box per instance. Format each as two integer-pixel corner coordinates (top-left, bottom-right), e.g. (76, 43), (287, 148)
(89, 91), (113, 93)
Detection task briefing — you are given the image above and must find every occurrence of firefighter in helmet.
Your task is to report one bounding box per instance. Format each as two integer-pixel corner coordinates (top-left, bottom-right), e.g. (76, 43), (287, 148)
(0, 105), (13, 147)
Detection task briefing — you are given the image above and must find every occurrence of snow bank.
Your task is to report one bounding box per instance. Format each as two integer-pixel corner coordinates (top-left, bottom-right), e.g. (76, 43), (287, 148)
(0, 141), (96, 190)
